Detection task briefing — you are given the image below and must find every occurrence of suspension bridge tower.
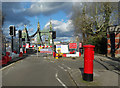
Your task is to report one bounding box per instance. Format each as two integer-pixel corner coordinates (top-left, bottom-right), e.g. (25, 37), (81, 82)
(48, 21), (53, 46)
(37, 21), (42, 45)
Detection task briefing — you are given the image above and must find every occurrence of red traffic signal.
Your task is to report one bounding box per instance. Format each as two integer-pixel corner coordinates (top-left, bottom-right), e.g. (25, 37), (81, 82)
(9, 25), (16, 36)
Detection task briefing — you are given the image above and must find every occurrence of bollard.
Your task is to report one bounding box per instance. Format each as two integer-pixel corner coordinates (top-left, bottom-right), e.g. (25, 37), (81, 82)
(19, 52), (23, 57)
(55, 53), (59, 59)
(83, 45), (95, 81)
(53, 52), (56, 58)
(6, 52), (10, 56)
(13, 51), (17, 54)
(24, 51), (26, 54)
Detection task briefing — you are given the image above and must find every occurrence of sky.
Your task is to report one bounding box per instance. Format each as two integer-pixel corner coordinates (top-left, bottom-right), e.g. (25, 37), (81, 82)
(2, 2), (76, 42)
(2, 1), (119, 42)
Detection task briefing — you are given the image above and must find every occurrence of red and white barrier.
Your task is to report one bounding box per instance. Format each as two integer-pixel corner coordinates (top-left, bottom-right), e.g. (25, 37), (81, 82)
(62, 52), (81, 57)
(23, 44), (52, 48)
(39, 46), (52, 48)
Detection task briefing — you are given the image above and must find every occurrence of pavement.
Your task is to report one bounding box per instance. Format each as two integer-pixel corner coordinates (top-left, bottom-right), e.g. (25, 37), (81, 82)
(50, 55), (120, 87)
(1, 53), (120, 87)
(68, 69), (119, 86)
(45, 55), (120, 87)
(1, 54), (28, 68)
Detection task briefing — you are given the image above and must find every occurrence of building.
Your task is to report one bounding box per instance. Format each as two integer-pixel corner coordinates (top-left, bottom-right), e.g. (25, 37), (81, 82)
(107, 25), (120, 58)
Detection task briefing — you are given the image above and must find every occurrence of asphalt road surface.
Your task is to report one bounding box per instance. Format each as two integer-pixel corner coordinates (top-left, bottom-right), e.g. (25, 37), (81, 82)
(2, 54), (76, 87)
(2, 54), (119, 87)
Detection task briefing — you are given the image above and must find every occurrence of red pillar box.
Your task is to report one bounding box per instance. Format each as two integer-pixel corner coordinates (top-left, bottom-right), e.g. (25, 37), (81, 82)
(83, 45), (95, 81)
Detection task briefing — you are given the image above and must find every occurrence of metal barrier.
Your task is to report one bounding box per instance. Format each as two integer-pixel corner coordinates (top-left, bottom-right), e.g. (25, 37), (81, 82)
(22, 41), (37, 54)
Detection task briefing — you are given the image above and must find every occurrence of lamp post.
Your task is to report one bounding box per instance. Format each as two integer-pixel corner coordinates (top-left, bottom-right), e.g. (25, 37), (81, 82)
(75, 36), (79, 52)
(49, 31), (54, 54)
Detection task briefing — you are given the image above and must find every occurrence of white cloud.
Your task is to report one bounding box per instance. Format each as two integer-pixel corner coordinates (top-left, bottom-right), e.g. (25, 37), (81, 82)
(28, 28), (34, 34)
(44, 20), (74, 32)
(24, 2), (72, 16)
(61, 19), (64, 22)
(43, 19), (74, 41)
(66, 12), (73, 18)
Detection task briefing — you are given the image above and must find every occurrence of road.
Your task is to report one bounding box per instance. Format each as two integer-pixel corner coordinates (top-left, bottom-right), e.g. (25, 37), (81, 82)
(2, 54), (76, 87)
(2, 54), (119, 87)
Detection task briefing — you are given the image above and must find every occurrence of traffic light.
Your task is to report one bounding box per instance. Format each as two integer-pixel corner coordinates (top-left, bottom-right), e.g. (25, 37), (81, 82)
(19, 30), (22, 38)
(9, 25), (16, 36)
(52, 31), (56, 39)
(13, 26), (16, 36)
(9, 26), (13, 36)
(22, 38), (25, 41)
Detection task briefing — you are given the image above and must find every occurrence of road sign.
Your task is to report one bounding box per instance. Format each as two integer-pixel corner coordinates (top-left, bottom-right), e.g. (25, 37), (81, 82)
(69, 43), (77, 49)
(61, 45), (69, 53)
(40, 49), (52, 54)
(26, 43), (29, 48)
(56, 45), (61, 53)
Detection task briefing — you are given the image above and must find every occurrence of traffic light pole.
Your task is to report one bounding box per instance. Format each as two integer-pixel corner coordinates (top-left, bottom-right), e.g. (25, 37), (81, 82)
(11, 36), (13, 52)
(19, 37), (20, 53)
(52, 38), (54, 54)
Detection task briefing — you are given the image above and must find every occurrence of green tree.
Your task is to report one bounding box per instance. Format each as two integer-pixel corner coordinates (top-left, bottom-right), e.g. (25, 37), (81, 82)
(71, 2), (118, 54)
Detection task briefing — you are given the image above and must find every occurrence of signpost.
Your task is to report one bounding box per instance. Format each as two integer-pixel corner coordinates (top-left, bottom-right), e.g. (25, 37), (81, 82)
(40, 49), (52, 54)
(69, 43), (77, 49)
(56, 45), (61, 53)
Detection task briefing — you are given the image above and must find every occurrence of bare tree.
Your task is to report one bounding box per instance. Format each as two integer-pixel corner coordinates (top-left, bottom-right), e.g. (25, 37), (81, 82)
(71, 2), (118, 44)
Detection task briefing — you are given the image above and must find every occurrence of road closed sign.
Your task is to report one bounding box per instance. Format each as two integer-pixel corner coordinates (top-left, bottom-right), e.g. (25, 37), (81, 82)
(40, 49), (52, 54)
(69, 43), (77, 49)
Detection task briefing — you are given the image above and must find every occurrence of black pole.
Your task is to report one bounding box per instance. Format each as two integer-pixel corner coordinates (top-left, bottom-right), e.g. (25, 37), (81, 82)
(110, 32), (115, 57)
(19, 37), (20, 53)
(52, 38), (54, 54)
(11, 36), (13, 52)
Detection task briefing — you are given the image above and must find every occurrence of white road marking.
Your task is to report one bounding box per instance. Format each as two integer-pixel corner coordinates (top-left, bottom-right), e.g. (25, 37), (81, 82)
(93, 72), (99, 77)
(55, 72), (67, 88)
(58, 65), (67, 72)
(61, 63), (71, 70)
(67, 67), (71, 70)
(50, 61), (54, 63)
